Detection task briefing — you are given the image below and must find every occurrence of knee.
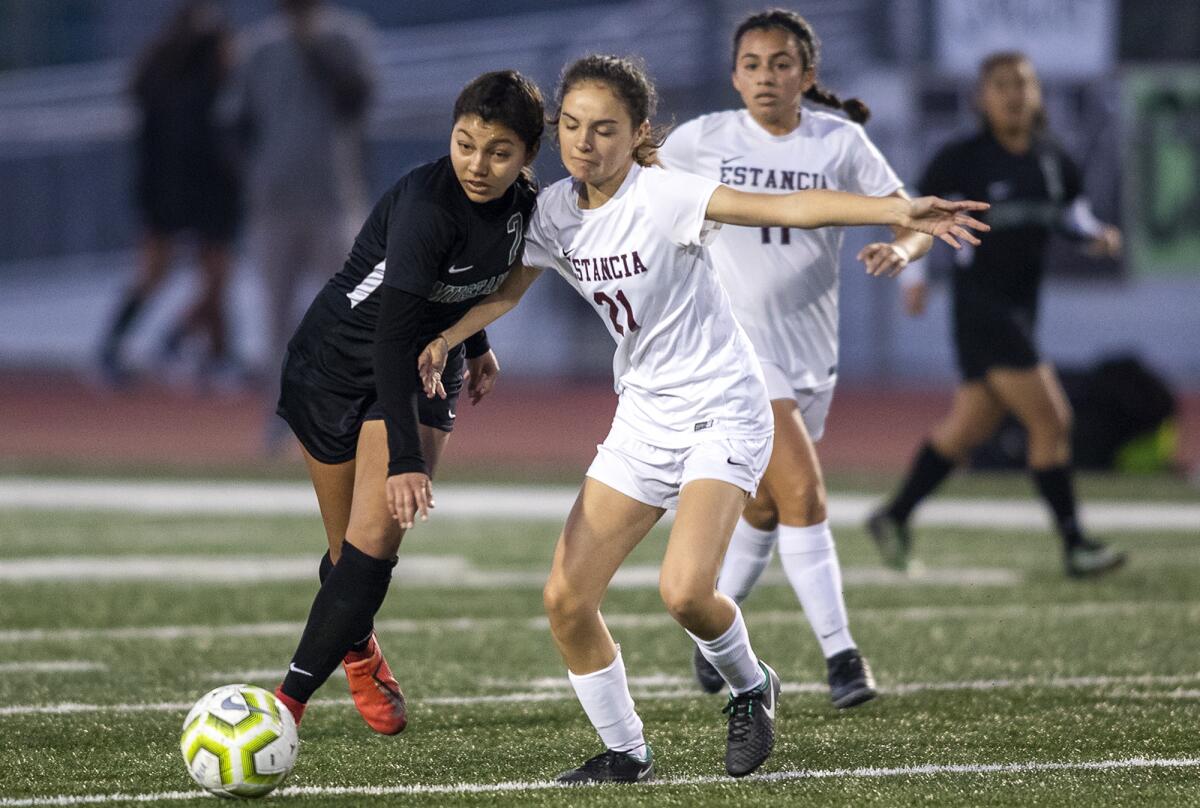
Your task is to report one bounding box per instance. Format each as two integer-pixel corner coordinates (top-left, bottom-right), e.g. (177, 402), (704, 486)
(659, 574), (712, 628)
(742, 493), (779, 531)
(543, 577), (594, 630)
(774, 480), (827, 525)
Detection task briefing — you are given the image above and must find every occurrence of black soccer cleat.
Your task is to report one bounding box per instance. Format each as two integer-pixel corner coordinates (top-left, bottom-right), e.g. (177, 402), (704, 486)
(723, 661), (780, 778)
(1065, 538), (1127, 578)
(826, 648), (877, 709)
(866, 509), (911, 572)
(555, 747), (654, 784)
(693, 645), (727, 694)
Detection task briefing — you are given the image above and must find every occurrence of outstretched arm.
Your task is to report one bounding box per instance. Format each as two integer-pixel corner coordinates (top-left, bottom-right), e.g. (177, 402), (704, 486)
(417, 264), (543, 398)
(705, 186), (989, 248)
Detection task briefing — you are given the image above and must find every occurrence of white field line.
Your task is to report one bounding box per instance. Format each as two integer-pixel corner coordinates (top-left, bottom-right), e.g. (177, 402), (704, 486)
(4, 599), (1197, 645)
(1, 757), (1199, 805)
(3, 673), (1199, 717)
(1, 477), (1198, 531)
(0, 661), (105, 674)
(0, 555), (1020, 587)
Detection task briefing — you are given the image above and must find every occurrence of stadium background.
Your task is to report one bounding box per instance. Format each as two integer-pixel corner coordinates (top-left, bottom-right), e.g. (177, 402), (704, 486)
(2, 2), (1200, 805)
(0, 0), (1197, 480)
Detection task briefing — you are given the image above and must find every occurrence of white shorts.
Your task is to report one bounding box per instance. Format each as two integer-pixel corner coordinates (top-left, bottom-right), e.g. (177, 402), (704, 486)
(586, 425), (773, 510)
(758, 361), (836, 443)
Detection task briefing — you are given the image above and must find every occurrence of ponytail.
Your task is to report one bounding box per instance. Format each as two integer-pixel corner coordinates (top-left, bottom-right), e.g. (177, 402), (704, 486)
(804, 83), (870, 124)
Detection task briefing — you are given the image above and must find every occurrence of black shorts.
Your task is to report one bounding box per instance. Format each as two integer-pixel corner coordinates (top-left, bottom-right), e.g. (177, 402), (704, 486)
(276, 348), (465, 465)
(952, 286), (1040, 382)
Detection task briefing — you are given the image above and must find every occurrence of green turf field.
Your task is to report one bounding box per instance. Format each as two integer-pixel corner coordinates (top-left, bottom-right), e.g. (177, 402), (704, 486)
(1, 475), (1198, 806)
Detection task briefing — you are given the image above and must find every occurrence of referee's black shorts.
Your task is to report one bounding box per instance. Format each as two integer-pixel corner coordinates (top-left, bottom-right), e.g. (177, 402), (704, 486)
(276, 347), (465, 465)
(952, 285), (1040, 382)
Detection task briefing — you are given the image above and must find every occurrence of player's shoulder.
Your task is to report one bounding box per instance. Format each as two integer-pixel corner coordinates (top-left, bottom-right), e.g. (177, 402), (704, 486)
(675, 109), (742, 138)
(801, 106), (870, 142)
(529, 176), (577, 231)
(930, 129), (988, 162)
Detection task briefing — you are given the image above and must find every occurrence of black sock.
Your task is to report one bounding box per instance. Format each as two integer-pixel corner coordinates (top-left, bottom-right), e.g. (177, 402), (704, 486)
(282, 541), (395, 703)
(1031, 466), (1084, 549)
(317, 549), (371, 654)
(887, 442), (955, 524)
(102, 292), (145, 354)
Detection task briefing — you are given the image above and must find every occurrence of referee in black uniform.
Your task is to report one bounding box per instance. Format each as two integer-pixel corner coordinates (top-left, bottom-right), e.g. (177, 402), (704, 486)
(868, 52), (1126, 578)
(268, 70), (543, 733)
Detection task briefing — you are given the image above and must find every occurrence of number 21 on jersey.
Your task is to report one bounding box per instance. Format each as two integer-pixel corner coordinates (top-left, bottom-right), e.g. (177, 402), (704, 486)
(593, 289), (640, 336)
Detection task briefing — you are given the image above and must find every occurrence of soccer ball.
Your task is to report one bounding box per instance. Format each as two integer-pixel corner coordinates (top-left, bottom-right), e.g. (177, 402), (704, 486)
(180, 684), (299, 799)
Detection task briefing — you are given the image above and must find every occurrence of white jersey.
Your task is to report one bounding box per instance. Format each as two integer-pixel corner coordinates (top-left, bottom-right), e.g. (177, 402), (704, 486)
(659, 107), (903, 392)
(523, 163), (772, 447)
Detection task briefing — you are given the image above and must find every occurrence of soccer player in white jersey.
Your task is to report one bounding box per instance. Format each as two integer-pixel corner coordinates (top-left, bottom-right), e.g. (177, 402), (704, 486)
(657, 9), (934, 709)
(417, 54), (987, 784)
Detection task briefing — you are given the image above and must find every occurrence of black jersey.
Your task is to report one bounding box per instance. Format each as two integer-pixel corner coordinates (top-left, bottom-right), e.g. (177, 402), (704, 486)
(920, 130), (1082, 305)
(285, 156), (536, 474)
(291, 156), (536, 390)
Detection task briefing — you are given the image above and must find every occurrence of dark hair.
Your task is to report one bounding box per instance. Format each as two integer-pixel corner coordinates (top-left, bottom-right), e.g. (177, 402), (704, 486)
(977, 51), (1047, 132)
(553, 54), (669, 167)
(452, 70), (546, 163)
(732, 9), (870, 125)
(133, 0), (228, 96)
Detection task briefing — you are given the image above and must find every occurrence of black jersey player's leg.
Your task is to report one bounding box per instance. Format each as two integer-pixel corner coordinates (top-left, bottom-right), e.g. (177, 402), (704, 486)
(278, 421), (410, 733)
(99, 232), (173, 384)
(870, 383), (1006, 569)
(986, 364), (1126, 576)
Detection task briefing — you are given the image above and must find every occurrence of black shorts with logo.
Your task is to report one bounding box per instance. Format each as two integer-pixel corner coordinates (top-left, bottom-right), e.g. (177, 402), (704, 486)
(952, 284), (1040, 382)
(276, 346), (465, 465)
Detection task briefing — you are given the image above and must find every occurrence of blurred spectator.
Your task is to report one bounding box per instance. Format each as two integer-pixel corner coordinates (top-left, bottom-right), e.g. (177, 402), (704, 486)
(99, 0), (242, 388)
(219, 0), (375, 447)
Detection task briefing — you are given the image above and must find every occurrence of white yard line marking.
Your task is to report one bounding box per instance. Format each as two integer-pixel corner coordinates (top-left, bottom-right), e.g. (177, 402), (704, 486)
(3, 600), (1196, 645)
(0, 661), (105, 674)
(1, 477), (1197, 531)
(3, 673), (1198, 717)
(1, 757), (1198, 805)
(0, 555), (1021, 587)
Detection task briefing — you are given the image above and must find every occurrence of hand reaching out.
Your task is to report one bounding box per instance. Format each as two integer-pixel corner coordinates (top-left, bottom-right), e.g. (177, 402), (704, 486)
(465, 349), (500, 405)
(902, 197), (990, 248)
(418, 336), (449, 400)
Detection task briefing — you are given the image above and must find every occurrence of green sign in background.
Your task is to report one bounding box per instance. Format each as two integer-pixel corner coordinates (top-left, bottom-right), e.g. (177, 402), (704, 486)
(1123, 67), (1200, 276)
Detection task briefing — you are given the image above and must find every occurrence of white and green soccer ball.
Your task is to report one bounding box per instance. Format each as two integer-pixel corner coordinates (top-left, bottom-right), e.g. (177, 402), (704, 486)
(180, 684), (299, 799)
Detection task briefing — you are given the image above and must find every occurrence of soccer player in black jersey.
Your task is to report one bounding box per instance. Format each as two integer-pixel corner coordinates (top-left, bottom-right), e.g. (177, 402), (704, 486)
(868, 52), (1126, 578)
(269, 70), (543, 733)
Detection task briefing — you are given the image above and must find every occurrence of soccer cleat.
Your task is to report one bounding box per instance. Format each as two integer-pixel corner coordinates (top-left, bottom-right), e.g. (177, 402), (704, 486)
(866, 509), (911, 572)
(342, 632), (407, 735)
(826, 648), (877, 709)
(1065, 538), (1127, 578)
(723, 661), (780, 778)
(555, 747), (654, 783)
(692, 645), (727, 694)
(273, 686), (306, 727)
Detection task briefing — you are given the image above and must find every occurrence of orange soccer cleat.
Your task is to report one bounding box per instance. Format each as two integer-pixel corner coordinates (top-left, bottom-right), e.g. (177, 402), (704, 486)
(342, 632), (407, 735)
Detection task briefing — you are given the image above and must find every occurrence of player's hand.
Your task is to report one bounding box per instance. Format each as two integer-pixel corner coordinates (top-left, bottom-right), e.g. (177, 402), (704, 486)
(903, 197), (990, 248)
(385, 472), (434, 529)
(857, 242), (911, 277)
(903, 280), (928, 317)
(1084, 224), (1122, 259)
(465, 349), (500, 405)
(418, 336), (449, 400)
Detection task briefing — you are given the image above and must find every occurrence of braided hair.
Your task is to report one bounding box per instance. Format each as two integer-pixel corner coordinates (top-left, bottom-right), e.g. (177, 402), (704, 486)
(732, 9), (870, 125)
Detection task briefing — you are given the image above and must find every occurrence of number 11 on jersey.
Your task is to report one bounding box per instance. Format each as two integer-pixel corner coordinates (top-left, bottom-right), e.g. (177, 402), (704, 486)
(760, 227), (791, 245)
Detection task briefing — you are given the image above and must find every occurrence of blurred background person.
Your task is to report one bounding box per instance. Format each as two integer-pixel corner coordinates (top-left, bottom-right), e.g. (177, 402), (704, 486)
(868, 52), (1127, 579)
(98, 0), (241, 388)
(219, 0), (376, 449)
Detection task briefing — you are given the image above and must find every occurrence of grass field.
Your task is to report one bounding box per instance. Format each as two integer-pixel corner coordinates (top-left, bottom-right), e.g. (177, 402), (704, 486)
(1, 475), (1198, 806)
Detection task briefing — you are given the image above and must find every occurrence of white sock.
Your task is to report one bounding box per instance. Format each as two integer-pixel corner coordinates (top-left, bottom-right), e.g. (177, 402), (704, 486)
(567, 645), (647, 759)
(716, 518), (779, 602)
(778, 521), (855, 658)
(687, 602), (766, 695)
